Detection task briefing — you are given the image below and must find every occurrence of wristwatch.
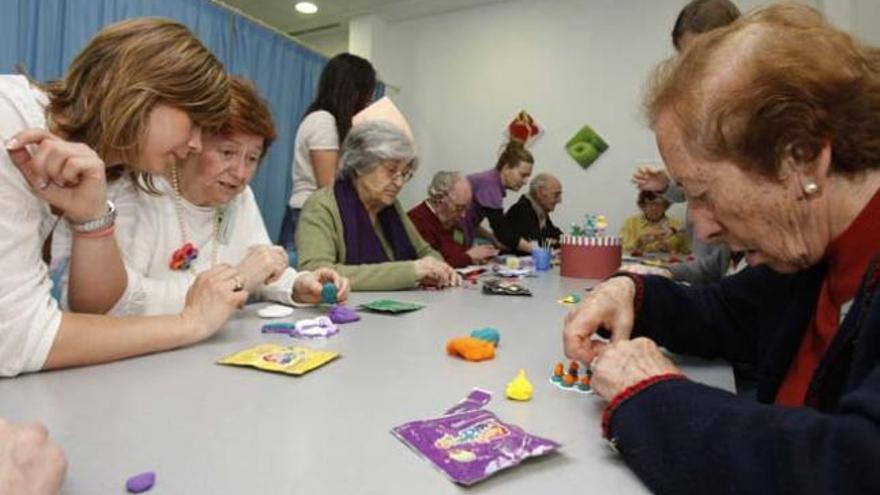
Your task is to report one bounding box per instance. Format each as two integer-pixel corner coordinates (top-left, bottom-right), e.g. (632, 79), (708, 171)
(68, 200), (117, 233)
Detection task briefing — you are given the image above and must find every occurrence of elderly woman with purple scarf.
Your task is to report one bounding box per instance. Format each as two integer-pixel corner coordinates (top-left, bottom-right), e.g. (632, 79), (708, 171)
(295, 121), (459, 291)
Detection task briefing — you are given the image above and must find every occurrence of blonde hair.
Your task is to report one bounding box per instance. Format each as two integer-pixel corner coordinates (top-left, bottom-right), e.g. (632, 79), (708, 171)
(41, 17), (230, 168)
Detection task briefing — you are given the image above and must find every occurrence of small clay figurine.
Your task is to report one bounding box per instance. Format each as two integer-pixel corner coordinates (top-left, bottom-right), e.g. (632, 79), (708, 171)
(552, 362), (564, 382)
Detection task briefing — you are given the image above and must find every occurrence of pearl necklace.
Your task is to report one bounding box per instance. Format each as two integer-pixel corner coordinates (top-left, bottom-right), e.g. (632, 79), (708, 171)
(168, 165), (222, 271)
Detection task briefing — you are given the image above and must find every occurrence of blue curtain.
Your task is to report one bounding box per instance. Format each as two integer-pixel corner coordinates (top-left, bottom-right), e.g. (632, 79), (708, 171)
(0, 0), (339, 242)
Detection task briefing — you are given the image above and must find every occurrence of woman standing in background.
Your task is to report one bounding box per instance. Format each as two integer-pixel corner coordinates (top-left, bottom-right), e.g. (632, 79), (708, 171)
(466, 140), (537, 254)
(279, 53), (377, 252)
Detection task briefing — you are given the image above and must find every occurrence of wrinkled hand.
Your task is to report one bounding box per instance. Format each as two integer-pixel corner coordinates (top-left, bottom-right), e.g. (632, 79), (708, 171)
(235, 245), (288, 293)
(6, 129), (107, 223)
(0, 419), (67, 495)
(590, 337), (682, 400)
(181, 264), (249, 343)
(415, 256), (461, 288)
(563, 276), (636, 364)
(466, 244), (499, 264)
(631, 165), (670, 193)
(618, 263), (672, 278)
(292, 267), (350, 304)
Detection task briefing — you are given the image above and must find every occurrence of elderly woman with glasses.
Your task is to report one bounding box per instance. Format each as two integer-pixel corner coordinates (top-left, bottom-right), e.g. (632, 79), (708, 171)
(296, 120), (459, 290)
(409, 171), (499, 268)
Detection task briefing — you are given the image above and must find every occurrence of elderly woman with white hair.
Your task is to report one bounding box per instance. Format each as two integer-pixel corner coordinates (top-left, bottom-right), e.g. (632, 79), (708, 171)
(296, 121), (459, 290)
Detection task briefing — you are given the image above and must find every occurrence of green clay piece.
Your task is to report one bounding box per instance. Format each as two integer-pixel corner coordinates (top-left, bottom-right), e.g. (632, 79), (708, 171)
(357, 299), (425, 314)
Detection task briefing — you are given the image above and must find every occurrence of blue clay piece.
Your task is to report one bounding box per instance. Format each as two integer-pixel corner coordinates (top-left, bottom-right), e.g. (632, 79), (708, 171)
(126, 472), (156, 493)
(328, 305), (360, 324)
(470, 327), (500, 346)
(320, 283), (338, 305)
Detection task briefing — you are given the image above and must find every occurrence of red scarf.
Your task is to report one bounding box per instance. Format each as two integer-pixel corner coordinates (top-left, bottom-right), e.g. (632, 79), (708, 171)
(776, 186), (880, 406)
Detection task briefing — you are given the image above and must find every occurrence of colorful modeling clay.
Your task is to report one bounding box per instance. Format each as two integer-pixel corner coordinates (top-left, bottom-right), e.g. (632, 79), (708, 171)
(320, 282), (338, 305)
(125, 472), (156, 493)
(577, 375), (592, 392)
(549, 360), (594, 395)
(218, 344), (339, 375)
(261, 322), (295, 335)
(446, 337), (496, 362)
(328, 305), (360, 323)
(391, 389), (560, 485)
(358, 299), (425, 313)
(552, 363), (564, 382)
(291, 316), (338, 338)
(506, 369), (534, 401)
(557, 294), (582, 305)
(470, 327), (500, 346)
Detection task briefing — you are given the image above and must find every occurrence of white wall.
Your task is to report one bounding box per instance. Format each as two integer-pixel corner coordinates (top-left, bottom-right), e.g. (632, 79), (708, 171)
(852, 0), (880, 46)
(369, 0), (827, 234)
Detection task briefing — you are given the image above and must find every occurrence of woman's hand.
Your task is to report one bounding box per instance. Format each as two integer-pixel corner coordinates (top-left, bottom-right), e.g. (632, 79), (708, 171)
(631, 165), (670, 193)
(235, 245), (288, 293)
(292, 268), (350, 304)
(563, 276), (637, 364)
(0, 419), (67, 495)
(590, 337), (682, 400)
(415, 257), (461, 288)
(180, 264), (249, 343)
(6, 128), (107, 222)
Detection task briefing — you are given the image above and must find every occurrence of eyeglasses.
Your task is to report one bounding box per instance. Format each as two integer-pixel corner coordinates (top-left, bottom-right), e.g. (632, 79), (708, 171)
(381, 163), (414, 184)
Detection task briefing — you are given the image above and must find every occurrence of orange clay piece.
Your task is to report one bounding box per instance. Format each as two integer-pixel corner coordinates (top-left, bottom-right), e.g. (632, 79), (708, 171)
(562, 374), (576, 387)
(568, 360), (579, 377)
(446, 337), (496, 362)
(580, 375), (591, 387)
(553, 363), (564, 377)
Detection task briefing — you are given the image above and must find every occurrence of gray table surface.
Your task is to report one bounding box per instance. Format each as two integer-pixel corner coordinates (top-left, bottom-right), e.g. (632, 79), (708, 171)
(0, 270), (734, 494)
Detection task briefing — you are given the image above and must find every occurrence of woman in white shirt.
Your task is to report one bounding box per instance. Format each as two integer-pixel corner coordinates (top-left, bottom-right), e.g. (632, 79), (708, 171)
(117, 77), (350, 315)
(0, 18), (244, 377)
(279, 53), (377, 250)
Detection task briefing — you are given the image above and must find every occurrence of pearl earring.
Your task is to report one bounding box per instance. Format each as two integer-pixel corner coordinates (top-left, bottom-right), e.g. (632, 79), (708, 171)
(803, 182), (820, 196)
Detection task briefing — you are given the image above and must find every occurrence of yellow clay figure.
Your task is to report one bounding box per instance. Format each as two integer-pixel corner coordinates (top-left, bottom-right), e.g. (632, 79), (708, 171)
(506, 368), (534, 401)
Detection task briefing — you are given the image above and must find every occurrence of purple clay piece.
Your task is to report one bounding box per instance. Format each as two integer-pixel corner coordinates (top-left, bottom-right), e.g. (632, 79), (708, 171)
(329, 305), (361, 324)
(126, 471), (156, 493)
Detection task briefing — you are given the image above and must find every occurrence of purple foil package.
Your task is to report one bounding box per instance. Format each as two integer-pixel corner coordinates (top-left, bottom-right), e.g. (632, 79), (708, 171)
(391, 389), (560, 485)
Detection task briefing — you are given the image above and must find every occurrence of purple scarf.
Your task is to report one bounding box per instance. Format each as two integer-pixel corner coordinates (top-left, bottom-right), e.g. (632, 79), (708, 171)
(334, 177), (417, 264)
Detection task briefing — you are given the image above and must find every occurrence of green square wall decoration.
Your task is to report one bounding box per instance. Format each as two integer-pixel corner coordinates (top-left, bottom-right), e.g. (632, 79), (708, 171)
(565, 125), (609, 169)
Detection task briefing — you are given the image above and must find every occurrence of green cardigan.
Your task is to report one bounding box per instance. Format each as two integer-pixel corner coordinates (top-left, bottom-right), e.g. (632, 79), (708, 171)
(295, 186), (441, 290)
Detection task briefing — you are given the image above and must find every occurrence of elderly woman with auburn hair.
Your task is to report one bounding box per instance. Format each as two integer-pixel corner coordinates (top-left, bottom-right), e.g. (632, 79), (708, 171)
(564, 5), (880, 493)
(106, 77), (349, 315)
(1, 18), (244, 377)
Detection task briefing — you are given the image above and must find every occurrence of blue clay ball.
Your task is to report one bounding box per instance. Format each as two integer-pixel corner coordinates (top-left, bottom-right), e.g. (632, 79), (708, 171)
(320, 282), (338, 305)
(470, 327), (500, 346)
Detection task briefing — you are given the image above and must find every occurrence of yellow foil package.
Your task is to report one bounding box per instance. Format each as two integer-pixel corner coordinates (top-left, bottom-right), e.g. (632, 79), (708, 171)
(218, 344), (339, 375)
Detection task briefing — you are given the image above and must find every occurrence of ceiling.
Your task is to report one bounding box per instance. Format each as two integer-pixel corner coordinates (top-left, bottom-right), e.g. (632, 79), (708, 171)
(216, 0), (508, 37)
